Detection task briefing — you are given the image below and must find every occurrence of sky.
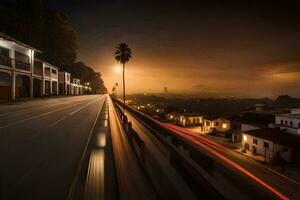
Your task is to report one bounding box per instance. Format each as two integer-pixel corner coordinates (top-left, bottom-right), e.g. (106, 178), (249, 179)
(49, 0), (300, 98)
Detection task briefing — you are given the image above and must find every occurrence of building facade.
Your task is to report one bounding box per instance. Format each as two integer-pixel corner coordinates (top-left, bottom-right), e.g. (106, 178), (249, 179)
(178, 113), (203, 127)
(43, 62), (59, 96)
(59, 71), (71, 95)
(274, 109), (300, 135)
(0, 32), (92, 101)
(0, 33), (38, 100)
(241, 128), (300, 163)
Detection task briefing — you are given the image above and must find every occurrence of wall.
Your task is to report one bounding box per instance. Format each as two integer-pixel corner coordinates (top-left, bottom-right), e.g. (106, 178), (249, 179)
(275, 115), (300, 135)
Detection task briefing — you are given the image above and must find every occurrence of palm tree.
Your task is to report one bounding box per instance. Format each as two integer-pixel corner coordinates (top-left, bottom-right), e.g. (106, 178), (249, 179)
(114, 43), (132, 113)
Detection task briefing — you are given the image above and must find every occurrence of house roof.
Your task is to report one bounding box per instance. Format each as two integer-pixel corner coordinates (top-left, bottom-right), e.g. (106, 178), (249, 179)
(166, 111), (178, 115)
(0, 32), (42, 53)
(277, 113), (300, 119)
(180, 113), (202, 117)
(43, 61), (59, 69)
(242, 128), (300, 147)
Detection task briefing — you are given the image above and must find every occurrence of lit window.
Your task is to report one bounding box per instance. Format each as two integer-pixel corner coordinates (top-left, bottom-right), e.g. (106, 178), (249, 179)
(222, 123), (227, 129)
(243, 135), (247, 142)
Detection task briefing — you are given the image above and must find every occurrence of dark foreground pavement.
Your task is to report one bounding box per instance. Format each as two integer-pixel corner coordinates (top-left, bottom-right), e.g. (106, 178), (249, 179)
(0, 95), (106, 200)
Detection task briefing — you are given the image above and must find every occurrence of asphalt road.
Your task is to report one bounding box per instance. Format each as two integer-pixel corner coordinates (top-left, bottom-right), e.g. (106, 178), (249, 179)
(0, 95), (106, 200)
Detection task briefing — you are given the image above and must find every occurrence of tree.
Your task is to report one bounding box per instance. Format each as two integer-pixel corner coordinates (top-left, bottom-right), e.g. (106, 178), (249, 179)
(0, 0), (79, 68)
(0, 1), (107, 93)
(70, 62), (107, 94)
(114, 43), (132, 113)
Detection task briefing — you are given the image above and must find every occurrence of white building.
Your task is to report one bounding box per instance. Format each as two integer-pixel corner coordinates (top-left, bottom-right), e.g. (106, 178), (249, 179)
(241, 128), (300, 163)
(0, 32), (40, 100)
(274, 109), (300, 135)
(43, 62), (59, 96)
(59, 71), (71, 95)
(0, 32), (91, 101)
(71, 78), (81, 95)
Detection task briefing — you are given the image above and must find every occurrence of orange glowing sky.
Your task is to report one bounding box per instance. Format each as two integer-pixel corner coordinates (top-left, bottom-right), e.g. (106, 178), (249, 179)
(50, 1), (300, 97)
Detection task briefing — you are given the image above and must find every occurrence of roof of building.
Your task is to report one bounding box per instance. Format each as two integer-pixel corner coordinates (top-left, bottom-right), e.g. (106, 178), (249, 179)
(240, 121), (268, 128)
(180, 112), (202, 117)
(166, 111), (178, 115)
(214, 117), (230, 121)
(254, 103), (265, 107)
(277, 113), (300, 119)
(43, 61), (59, 69)
(242, 128), (300, 147)
(0, 32), (42, 52)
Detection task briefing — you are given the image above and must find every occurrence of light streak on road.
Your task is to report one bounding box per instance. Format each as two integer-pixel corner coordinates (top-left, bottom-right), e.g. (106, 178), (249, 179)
(159, 122), (289, 200)
(131, 108), (290, 200)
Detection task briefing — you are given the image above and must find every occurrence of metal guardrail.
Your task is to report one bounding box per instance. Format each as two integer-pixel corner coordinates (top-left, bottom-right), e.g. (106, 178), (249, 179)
(111, 98), (223, 199)
(111, 98), (282, 199)
(113, 100), (146, 167)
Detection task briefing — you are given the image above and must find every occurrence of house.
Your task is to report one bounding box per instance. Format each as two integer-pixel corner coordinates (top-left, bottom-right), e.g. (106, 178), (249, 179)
(241, 128), (300, 163)
(0, 32), (41, 100)
(165, 111), (178, 122)
(59, 71), (71, 95)
(43, 62), (59, 96)
(203, 117), (231, 133)
(214, 118), (231, 133)
(177, 113), (203, 127)
(71, 78), (81, 95)
(273, 109), (300, 135)
(0, 32), (91, 100)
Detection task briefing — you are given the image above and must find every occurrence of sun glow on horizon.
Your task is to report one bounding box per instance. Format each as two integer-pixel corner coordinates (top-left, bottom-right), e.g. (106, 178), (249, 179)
(114, 65), (122, 73)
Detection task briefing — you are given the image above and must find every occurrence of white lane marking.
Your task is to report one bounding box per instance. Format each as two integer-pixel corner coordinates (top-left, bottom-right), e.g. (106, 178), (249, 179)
(0, 98), (92, 118)
(0, 103), (81, 129)
(49, 97), (101, 127)
(96, 133), (106, 148)
(104, 120), (108, 127)
(68, 96), (105, 199)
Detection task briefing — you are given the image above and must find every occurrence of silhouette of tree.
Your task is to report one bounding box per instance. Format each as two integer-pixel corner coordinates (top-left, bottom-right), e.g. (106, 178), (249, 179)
(0, 0), (107, 94)
(114, 43), (132, 112)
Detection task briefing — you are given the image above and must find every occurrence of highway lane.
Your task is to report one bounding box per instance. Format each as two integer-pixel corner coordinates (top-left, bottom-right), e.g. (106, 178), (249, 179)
(0, 95), (106, 200)
(161, 122), (300, 200)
